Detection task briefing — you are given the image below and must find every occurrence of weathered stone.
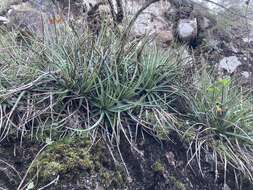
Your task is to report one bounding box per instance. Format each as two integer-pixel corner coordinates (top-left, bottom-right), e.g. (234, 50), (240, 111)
(125, 0), (171, 37)
(6, 2), (44, 32)
(0, 16), (9, 24)
(0, 0), (22, 15)
(156, 30), (174, 47)
(241, 71), (250, 78)
(218, 56), (242, 74)
(199, 16), (213, 30)
(243, 31), (253, 43)
(177, 18), (198, 42)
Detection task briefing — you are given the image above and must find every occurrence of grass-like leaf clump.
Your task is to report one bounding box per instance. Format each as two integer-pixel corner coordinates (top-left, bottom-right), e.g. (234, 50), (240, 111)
(0, 24), (183, 146)
(185, 71), (253, 182)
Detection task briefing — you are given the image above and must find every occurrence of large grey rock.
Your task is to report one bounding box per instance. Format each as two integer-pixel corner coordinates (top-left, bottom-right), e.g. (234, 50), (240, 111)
(6, 2), (44, 31)
(125, 0), (171, 37)
(177, 18), (197, 42)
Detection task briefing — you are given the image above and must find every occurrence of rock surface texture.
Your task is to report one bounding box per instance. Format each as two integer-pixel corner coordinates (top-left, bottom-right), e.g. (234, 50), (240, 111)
(177, 18), (198, 43)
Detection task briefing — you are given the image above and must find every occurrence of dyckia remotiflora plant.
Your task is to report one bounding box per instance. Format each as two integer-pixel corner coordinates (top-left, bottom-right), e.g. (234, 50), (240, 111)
(0, 24), (183, 145)
(185, 72), (253, 182)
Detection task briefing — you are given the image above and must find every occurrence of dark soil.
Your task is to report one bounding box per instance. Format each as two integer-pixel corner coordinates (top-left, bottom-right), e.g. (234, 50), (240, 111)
(1, 133), (252, 190)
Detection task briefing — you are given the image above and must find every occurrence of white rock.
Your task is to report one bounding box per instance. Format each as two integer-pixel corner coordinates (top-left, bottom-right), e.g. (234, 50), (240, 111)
(218, 56), (242, 74)
(243, 31), (253, 43)
(10, 2), (33, 11)
(177, 18), (198, 42)
(242, 71), (250, 78)
(0, 16), (9, 24)
(202, 17), (212, 29)
(181, 48), (193, 66)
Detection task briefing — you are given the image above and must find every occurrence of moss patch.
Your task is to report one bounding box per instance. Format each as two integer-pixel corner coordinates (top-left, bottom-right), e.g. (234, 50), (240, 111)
(169, 176), (187, 190)
(30, 137), (126, 189)
(152, 160), (165, 174)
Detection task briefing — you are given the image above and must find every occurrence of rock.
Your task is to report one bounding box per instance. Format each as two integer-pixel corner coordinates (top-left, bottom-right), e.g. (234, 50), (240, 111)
(218, 56), (242, 74)
(5, 0), (72, 38)
(241, 71), (250, 79)
(0, 0), (22, 15)
(243, 31), (253, 43)
(198, 16), (214, 30)
(126, 0), (171, 37)
(172, 0), (193, 8)
(207, 39), (220, 50)
(9, 2), (33, 11)
(202, 17), (210, 29)
(0, 16), (9, 24)
(156, 30), (174, 47)
(177, 18), (198, 43)
(181, 47), (193, 66)
(171, 0), (194, 19)
(165, 151), (176, 166)
(6, 2), (43, 32)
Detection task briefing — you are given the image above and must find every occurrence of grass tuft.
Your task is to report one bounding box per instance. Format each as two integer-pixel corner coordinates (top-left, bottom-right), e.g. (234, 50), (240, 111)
(184, 70), (253, 182)
(0, 22), (183, 147)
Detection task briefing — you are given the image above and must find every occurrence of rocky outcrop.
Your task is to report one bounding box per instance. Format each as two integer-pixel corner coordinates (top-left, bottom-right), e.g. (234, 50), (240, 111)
(125, 0), (172, 37)
(0, 0), (198, 48)
(6, 2), (43, 31)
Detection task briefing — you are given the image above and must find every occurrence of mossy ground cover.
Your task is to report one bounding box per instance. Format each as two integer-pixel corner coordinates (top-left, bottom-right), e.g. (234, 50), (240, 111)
(28, 137), (126, 189)
(1, 132), (226, 190)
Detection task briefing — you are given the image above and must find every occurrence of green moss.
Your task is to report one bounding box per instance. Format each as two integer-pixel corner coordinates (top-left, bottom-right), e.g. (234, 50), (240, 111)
(32, 137), (92, 180)
(30, 137), (126, 189)
(152, 160), (165, 174)
(169, 176), (187, 190)
(100, 169), (125, 188)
